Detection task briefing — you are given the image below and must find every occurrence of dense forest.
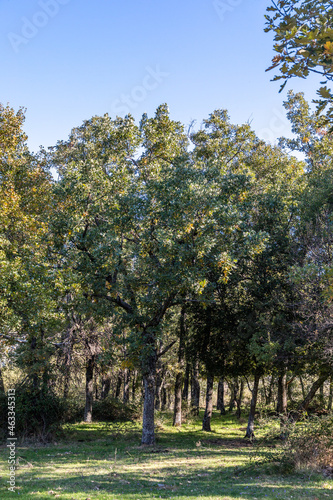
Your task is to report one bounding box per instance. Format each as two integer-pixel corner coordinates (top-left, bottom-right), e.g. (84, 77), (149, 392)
(0, 0), (332, 453)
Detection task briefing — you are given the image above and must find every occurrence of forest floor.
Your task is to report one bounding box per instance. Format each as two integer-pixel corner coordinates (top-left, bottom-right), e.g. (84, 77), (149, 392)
(0, 411), (332, 500)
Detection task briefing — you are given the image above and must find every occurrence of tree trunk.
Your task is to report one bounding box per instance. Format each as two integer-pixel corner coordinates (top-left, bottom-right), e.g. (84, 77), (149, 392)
(131, 370), (137, 402)
(266, 375), (275, 406)
(292, 373), (329, 422)
(141, 329), (157, 446)
(327, 375), (333, 412)
(101, 374), (111, 400)
(161, 386), (167, 410)
(123, 368), (131, 404)
(217, 376), (226, 414)
(202, 374), (214, 431)
(155, 360), (163, 410)
(115, 370), (122, 399)
(182, 362), (190, 402)
(276, 371), (288, 415)
(228, 378), (238, 412)
(191, 359), (200, 415)
(299, 376), (306, 400)
(236, 378), (244, 418)
(173, 307), (185, 427)
(84, 354), (95, 423)
(245, 372), (260, 439)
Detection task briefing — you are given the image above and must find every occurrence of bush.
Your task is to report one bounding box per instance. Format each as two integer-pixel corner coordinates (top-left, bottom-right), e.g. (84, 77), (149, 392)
(282, 415), (333, 473)
(92, 396), (141, 422)
(0, 385), (66, 443)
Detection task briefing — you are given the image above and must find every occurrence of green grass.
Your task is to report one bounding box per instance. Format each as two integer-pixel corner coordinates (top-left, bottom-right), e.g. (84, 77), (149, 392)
(0, 411), (332, 500)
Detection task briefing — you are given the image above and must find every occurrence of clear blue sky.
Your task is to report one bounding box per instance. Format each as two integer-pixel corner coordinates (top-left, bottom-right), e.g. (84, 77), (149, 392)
(1, 0), (319, 153)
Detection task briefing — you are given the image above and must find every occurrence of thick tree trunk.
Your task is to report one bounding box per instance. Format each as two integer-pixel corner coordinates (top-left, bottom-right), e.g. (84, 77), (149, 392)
(245, 372), (260, 439)
(236, 378), (244, 418)
(202, 374), (214, 431)
(182, 362), (190, 402)
(217, 376), (226, 414)
(84, 354), (95, 423)
(191, 360), (200, 415)
(292, 373), (329, 422)
(173, 307), (185, 427)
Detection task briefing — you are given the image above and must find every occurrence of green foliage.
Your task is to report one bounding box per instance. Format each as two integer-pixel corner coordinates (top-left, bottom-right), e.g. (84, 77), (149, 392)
(92, 396), (141, 422)
(265, 1), (333, 123)
(0, 386), (65, 442)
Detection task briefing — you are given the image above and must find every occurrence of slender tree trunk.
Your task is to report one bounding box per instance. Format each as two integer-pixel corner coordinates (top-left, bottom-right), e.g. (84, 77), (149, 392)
(141, 329), (157, 446)
(131, 370), (137, 402)
(276, 372), (288, 415)
(236, 378), (244, 418)
(173, 308), (185, 427)
(84, 354), (95, 423)
(266, 375), (275, 406)
(191, 359), (200, 415)
(327, 375), (333, 412)
(182, 362), (190, 402)
(155, 360), (163, 410)
(229, 378), (238, 412)
(245, 372), (260, 439)
(115, 370), (122, 399)
(299, 376), (306, 400)
(101, 374), (111, 400)
(123, 368), (131, 404)
(161, 386), (167, 410)
(292, 373), (329, 422)
(202, 374), (214, 431)
(217, 376), (226, 414)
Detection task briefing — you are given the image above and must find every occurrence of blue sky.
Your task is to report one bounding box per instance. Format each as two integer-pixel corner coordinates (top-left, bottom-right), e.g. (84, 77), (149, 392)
(0, 0), (320, 153)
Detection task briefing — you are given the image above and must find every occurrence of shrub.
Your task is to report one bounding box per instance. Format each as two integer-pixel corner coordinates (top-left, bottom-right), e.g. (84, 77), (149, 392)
(282, 415), (333, 473)
(0, 385), (65, 443)
(92, 396), (141, 422)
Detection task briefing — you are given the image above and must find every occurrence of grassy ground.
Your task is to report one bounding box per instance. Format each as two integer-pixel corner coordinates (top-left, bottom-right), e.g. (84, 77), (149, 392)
(0, 411), (332, 500)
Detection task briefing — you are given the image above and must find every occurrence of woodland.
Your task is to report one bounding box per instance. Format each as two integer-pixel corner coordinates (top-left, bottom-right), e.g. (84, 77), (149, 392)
(0, 2), (333, 496)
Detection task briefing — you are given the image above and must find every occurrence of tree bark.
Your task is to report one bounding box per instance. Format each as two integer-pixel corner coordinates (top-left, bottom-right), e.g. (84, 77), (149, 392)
(84, 354), (95, 423)
(190, 359), (200, 415)
(202, 374), (214, 431)
(217, 376), (226, 414)
(173, 307), (185, 427)
(245, 372), (260, 439)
